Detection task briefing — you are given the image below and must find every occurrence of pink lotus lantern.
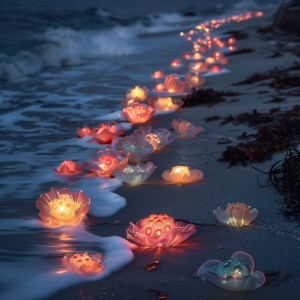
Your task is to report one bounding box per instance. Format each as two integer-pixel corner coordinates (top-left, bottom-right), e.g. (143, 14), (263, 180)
(77, 126), (91, 138)
(36, 187), (90, 227)
(196, 251), (265, 292)
(162, 165), (204, 184)
(185, 73), (206, 88)
(126, 86), (149, 101)
(62, 252), (103, 275)
(90, 121), (125, 144)
(182, 52), (192, 60)
(113, 162), (157, 186)
(122, 103), (154, 123)
(134, 126), (172, 150)
(112, 134), (154, 161)
(127, 213), (196, 247)
(151, 71), (165, 79)
(172, 118), (204, 137)
(89, 148), (128, 177)
(53, 160), (85, 176)
(188, 62), (207, 74)
(214, 202), (258, 227)
(208, 65), (222, 73)
(164, 75), (189, 93)
(148, 96), (183, 111)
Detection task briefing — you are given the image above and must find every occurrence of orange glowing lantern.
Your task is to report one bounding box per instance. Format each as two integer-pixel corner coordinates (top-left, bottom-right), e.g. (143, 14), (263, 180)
(188, 62), (207, 74)
(77, 126), (91, 138)
(172, 118), (204, 137)
(208, 65), (222, 73)
(89, 148), (128, 177)
(185, 73), (205, 88)
(127, 213), (196, 247)
(164, 75), (189, 94)
(36, 187), (90, 227)
(148, 96), (183, 111)
(205, 57), (216, 64)
(53, 160), (85, 176)
(62, 252), (103, 275)
(122, 103), (153, 123)
(182, 52), (192, 60)
(214, 202), (258, 227)
(154, 83), (166, 92)
(170, 58), (183, 68)
(151, 71), (165, 79)
(192, 53), (203, 60)
(126, 86), (149, 101)
(90, 121), (125, 144)
(162, 165), (204, 183)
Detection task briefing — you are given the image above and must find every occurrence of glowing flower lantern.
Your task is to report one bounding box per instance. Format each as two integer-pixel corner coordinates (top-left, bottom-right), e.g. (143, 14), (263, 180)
(214, 202), (258, 227)
(205, 57), (216, 65)
(172, 118), (204, 137)
(196, 251), (265, 292)
(208, 65), (222, 73)
(77, 126), (91, 138)
(154, 83), (166, 92)
(113, 162), (157, 186)
(127, 213), (196, 247)
(134, 126), (172, 150)
(185, 73), (205, 88)
(192, 53), (203, 60)
(170, 58), (183, 68)
(36, 187), (90, 227)
(53, 160), (85, 176)
(112, 134), (154, 161)
(90, 121), (125, 144)
(89, 148), (128, 177)
(182, 52), (192, 60)
(188, 62), (207, 74)
(126, 86), (149, 101)
(164, 75), (189, 94)
(148, 96), (183, 111)
(62, 252), (103, 275)
(122, 103), (153, 123)
(162, 165), (204, 184)
(151, 71), (165, 79)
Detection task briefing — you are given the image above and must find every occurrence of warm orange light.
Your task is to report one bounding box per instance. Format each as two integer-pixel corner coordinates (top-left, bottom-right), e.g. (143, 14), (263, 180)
(148, 96), (183, 111)
(154, 83), (166, 92)
(205, 57), (215, 64)
(185, 73), (205, 88)
(208, 65), (222, 73)
(126, 86), (149, 101)
(170, 58), (183, 68)
(188, 62), (207, 73)
(151, 71), (164, 79)
(162, 165), (204, 183)
(77, 126), (91, 138)
(62, 252), (103, 275)
(36, 187), (90, 227)
(182, 52), (192, 59)
(192, 53), (202, 60)
(164, 75), (188, 93)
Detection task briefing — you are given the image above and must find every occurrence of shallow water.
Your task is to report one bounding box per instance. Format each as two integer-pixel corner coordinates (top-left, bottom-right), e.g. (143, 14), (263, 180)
(0, 0), (284, 299)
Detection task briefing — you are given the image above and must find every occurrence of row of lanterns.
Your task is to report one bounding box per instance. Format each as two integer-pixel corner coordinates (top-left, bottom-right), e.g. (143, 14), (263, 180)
(35, 10), (265, 292)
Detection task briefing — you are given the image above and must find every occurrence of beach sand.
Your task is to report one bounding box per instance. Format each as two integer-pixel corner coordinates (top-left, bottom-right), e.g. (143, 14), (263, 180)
(49, 10), (300, 300)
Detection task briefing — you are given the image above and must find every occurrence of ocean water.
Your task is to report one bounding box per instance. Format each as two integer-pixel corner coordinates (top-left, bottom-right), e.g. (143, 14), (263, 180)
(0, 0), (282, 299)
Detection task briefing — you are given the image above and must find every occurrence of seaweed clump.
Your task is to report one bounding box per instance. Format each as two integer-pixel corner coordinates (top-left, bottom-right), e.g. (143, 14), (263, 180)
(263, 148), (300, 224)
(182, 88), (239, 107)
(217, 105), (300, 166)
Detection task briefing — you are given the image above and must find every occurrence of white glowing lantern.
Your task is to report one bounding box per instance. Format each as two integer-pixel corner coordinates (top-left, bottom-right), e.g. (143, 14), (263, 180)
(162, 165), (204, 184)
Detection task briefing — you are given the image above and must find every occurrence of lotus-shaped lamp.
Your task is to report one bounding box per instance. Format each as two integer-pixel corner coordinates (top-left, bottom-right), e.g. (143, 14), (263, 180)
(126, 86), (149, 101)
(113, 162), (157, 186)
(62, 252), (103, 276)
(172, 118), (204, 137)
(77, 126), (91, 138)
(127, 213), (196, 247)
(188, 62), (207, 74)
(162, 165), (204, 184)
(134, 126), (172, 150)
(36, 187), (90, 227)
(151, 71), (165, 79)
(90, 121), (125, 144)
(122, 103), (153, 123)
(53, 160), (85, 176)
(148, 96), (183, 111)
(214, 202), (258, 227)
(112, 134), (154, 161)
(196, 251), (265, 292)
(164, 75), (189, 93)
(170, 58), (183, 68)
(154, 83), (166, 92)
(185, 73), (206, 88)
(89, 148), (128, 177)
